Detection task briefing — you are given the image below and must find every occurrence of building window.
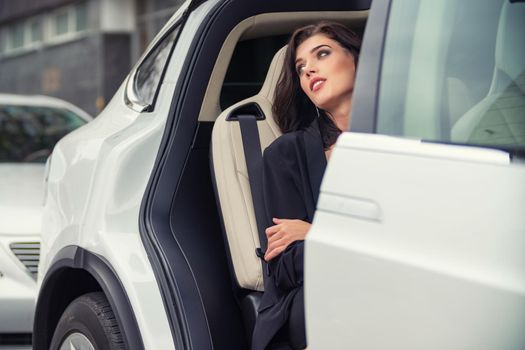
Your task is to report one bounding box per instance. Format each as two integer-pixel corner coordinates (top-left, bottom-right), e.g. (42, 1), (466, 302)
(49, 2), (89, 40)
(54, 11), (70, 37)
(10, 23), (25, 49)
(76, 2), (88, 32)
(0, 2), (89, 57)
(29, 19), (43, 43)
(0, 33), (6, 54)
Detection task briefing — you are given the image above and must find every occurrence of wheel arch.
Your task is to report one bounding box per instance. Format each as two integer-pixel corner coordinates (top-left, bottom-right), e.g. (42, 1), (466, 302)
(33, 246), (144, 350)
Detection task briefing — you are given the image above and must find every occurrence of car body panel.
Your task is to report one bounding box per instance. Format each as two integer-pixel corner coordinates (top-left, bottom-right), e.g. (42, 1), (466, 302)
(38, 0), (220, 348)
(40, 65), (175, 350)
(306, 132), (525, 349)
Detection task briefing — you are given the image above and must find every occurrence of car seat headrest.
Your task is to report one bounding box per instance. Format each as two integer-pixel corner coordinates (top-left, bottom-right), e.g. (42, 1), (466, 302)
(451, 1), (525, 144)
(491, 0), (525, 93)
(259, 46), (287, 103)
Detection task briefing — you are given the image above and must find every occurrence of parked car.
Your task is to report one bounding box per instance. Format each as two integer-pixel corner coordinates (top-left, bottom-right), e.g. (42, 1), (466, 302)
(0, 93), (91, 344)
(35, 0), (524, 349)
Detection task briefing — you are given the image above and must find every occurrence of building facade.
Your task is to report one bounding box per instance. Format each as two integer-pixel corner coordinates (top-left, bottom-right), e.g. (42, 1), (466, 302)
(0, 0), (184, 115)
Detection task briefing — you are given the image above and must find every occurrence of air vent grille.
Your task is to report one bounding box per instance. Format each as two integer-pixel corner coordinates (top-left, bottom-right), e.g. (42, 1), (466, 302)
(10, 242), (40, 280)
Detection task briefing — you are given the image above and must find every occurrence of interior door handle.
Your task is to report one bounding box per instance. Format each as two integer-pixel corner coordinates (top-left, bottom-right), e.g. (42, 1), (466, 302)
(317, 193), (382, 222)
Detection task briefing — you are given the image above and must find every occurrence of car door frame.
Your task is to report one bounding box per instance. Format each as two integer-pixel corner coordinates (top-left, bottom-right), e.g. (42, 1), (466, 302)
(305, 0), (525, 347)
(138, 0), (373, 348)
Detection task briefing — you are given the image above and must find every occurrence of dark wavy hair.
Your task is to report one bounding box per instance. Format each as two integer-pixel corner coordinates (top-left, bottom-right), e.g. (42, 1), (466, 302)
(273, 21), (361, 150)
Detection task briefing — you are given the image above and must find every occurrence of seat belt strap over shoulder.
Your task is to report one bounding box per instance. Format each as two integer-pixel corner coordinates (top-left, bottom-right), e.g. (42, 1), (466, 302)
(237, 115), (268, 261)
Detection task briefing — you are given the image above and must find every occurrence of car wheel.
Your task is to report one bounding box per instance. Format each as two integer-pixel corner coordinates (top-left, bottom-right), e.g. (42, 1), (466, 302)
(49, 292), (127, 350)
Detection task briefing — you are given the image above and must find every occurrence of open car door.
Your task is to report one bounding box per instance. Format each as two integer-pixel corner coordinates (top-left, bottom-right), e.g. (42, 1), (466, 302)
(305, 0), (525, 349)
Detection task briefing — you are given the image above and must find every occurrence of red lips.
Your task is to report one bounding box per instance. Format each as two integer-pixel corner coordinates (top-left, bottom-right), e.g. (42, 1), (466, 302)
(309, 77), (326, 92)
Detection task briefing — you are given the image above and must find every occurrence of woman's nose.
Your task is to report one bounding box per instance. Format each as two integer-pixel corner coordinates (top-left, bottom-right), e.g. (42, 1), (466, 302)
(305, 64), (318, 77)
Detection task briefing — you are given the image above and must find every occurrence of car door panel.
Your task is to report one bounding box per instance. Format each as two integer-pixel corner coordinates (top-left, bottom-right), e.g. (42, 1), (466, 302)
(305, 132), (525, 350)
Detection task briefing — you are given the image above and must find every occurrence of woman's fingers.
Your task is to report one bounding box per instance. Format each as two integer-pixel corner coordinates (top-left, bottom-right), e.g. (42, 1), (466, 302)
(267, 236), (287, 253)
(264, 219), (311, 260)
(264, 245), (286, 261)
(266, 218), (296, 236)
(267, 230), (284, 244)
(266, 218), (292, 237)
(265, 234), (292, 261)
(265, 223), (281, 237)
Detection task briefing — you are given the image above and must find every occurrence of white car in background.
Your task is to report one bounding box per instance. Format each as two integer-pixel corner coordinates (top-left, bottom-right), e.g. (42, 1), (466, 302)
(0, 94), (91, 345)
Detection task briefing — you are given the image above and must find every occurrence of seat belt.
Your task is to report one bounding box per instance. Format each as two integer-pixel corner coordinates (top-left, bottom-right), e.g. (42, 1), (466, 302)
(237, 115), (269, 267)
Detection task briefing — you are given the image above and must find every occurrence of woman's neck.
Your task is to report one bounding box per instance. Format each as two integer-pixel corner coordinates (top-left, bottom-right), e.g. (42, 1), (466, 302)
(327, 98), (352, 131)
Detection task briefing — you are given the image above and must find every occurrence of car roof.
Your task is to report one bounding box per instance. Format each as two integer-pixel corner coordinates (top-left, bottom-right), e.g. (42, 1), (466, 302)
(0, 93), (93, 122)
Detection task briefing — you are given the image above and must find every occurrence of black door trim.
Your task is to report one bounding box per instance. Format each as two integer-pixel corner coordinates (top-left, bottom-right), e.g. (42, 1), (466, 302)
(350, 0), (392, 133)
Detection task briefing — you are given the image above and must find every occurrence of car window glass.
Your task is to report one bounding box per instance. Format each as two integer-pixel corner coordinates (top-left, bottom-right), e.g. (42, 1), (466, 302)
(220, 35), (288, 110)
(376, 0), (524, 151)
(0, 105), (87, 163)
(134, 26), (180, 109)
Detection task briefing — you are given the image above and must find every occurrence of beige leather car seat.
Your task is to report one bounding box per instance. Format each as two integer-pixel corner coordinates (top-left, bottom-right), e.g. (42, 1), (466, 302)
(451, 1), (525, 146)
(211, 46), (285, 292)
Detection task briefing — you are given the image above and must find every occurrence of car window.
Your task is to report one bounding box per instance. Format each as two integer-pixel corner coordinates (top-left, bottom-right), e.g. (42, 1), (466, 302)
(133, 26), (180, 110)
(376, 0), (524, 151)
(220, 35), (289, 110)
(0, 105), (87, 163)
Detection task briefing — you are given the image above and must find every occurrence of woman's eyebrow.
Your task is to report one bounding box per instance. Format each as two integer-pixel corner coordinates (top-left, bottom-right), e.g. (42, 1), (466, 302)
(310, 44), (331, 54)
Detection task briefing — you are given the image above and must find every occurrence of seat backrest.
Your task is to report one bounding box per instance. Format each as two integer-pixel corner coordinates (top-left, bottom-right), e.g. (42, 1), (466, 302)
(451, 1), (525, 145)
(211, 47), (285, 291)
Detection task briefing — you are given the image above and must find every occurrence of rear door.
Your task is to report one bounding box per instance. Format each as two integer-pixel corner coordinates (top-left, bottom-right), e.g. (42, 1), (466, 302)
(305, 0), (525, 349)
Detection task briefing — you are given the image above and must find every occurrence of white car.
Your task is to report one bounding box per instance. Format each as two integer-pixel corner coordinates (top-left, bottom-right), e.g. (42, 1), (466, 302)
(35, 0), (524, 349)
(0, 94), (91, 343)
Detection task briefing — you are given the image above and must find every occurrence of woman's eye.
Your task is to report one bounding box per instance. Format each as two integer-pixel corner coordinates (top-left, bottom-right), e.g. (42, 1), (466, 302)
(318, 50), (330, 58)
(296, 65), (305, 75)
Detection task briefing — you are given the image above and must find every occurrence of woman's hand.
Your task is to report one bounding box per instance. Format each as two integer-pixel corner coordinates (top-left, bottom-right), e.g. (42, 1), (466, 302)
(264, 218), (311, 261)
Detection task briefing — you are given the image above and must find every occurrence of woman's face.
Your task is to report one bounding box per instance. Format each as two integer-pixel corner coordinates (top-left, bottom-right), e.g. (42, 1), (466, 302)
(295, 34), (356, 113)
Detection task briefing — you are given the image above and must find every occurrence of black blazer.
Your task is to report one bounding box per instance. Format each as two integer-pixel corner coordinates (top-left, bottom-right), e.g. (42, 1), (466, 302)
(252, 119), (327, 350)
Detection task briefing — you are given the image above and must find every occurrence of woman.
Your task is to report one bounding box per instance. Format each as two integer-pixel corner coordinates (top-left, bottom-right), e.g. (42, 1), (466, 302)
(251, 22), (361, 350)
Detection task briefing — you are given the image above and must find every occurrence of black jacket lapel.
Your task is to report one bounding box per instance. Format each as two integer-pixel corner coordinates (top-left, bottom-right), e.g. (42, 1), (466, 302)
(302, 119), (327, 215)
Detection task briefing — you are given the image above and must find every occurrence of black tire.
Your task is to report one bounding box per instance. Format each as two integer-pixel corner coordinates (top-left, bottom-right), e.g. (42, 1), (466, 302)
(49, 292), (127, 350)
